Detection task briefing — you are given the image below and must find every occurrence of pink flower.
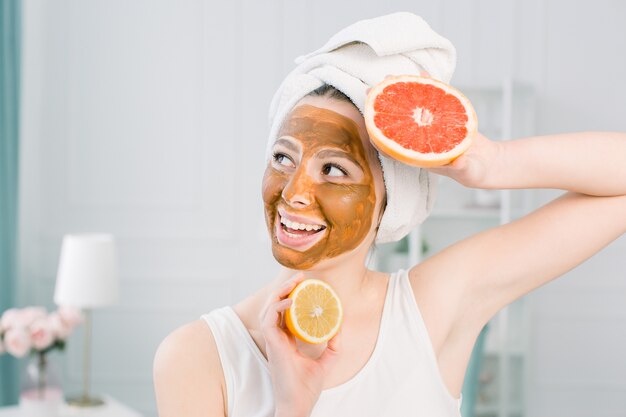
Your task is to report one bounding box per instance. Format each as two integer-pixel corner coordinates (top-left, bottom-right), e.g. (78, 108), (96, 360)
(48, 312), (71, 340)
(2, 307), (48, 331)
(1, 308), (22, 331)
(3, 327), (32, 358)
(30, 318), (55, 351)
(20, 307), (46, 327)
(58, 306), (83, 329)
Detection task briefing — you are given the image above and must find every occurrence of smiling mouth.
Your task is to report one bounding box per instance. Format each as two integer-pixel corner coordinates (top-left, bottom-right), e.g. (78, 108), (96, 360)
(279, 214), (327, 237)
(274, 211), (328, 251)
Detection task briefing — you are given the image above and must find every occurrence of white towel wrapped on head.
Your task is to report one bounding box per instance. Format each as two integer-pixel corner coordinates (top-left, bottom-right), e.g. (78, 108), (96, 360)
(266, 12), (457, 244)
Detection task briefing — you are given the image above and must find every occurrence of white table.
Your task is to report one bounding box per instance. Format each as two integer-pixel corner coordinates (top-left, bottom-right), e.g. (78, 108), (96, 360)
(0, 395), (143, 417)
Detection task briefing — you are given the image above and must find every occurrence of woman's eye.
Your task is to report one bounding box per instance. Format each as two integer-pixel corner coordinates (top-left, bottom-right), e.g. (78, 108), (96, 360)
(323, 163), (348, 177)
(273, 152), (294, 167)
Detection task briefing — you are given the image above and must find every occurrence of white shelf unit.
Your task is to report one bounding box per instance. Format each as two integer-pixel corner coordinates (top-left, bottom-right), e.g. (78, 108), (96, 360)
(373, 78), (535, 417)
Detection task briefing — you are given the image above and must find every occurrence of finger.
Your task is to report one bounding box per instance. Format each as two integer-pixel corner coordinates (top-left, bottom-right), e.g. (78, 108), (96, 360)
(261, 298), (298, 357)
(275, 273), (306, 300)
(448, 154), (467, 169)
(326, 329), (342, 353)
(261, 297), (293, 335)
(318, 330), (342, 371)
(424, 160), (460, 178)
(258, 274), (305, 335)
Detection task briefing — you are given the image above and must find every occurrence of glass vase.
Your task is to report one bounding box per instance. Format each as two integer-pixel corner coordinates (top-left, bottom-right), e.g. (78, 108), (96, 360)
(19, 352), (63, 417)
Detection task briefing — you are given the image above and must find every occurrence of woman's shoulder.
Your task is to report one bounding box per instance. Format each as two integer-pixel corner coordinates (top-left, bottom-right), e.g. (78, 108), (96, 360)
(153, 319), (227, 416)
(156, 318), (217, 359)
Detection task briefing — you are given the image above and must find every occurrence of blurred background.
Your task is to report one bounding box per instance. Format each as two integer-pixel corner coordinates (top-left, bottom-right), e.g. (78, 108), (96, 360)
(1, 0), (625, 416)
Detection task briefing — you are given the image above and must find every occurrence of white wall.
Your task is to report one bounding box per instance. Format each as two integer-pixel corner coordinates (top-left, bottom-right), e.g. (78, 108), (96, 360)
(19, 0), (278, 413)
(18, 1), (626, 416)
(514, 2), (626, 417)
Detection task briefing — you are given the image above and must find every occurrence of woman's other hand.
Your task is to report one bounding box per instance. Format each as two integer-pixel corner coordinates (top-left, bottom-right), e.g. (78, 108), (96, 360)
(261, 273), (342, 417)
(426, 131), (503, 189)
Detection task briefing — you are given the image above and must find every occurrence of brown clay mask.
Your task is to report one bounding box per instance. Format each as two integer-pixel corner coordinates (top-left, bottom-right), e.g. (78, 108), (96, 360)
(262, 104), (377, 269)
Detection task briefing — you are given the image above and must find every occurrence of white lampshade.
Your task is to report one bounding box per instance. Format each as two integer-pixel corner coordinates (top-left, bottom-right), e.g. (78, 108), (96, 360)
(54, 234), (120, 309)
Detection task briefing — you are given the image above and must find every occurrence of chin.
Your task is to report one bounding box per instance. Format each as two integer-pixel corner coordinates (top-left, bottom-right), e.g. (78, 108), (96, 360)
(266, 218), (376, 271)
(271, 246), (320, 270)
(271, 246), (352, 272)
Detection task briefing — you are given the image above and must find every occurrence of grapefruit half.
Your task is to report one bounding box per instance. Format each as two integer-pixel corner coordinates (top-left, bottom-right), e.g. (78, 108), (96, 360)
(364, 75), (477, 168)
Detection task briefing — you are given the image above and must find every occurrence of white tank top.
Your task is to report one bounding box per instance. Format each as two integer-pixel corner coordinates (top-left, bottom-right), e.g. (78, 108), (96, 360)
(202, 269), (463, 416)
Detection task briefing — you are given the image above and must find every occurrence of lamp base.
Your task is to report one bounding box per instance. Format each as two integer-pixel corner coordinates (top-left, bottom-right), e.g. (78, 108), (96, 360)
(65, 395), (105, 407)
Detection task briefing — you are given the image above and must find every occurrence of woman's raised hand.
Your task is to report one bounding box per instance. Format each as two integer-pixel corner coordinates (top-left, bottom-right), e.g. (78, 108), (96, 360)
(367, 74), (502, 188)
(425, 131), (503, 189)
(261, 273), (342, 417)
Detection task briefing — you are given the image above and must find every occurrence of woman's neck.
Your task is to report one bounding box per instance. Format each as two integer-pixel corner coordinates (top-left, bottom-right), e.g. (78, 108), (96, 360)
(277, 250), (378, 310)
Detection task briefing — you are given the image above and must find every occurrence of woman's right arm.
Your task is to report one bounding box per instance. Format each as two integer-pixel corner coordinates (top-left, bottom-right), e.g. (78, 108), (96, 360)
(153, 320), (227, 417)
(261, 273), (342, 417)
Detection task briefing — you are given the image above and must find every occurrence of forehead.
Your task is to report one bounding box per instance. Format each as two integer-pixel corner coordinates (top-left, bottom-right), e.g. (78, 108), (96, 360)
(278, 104), (362, 151)
(292, 95), (364, 126)
(278, 96), (374, 152)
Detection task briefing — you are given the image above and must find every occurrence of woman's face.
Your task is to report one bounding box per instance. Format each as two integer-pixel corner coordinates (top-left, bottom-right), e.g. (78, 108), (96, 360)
(262, 96), (385, 270)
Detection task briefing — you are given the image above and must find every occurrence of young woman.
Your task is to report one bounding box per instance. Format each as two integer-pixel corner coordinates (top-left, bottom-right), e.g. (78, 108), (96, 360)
(154, 9), (626, 415)
(153, 79), (626, 416)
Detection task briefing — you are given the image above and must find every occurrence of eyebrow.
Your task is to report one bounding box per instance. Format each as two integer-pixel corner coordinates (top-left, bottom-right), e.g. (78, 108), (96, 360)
(274, 137), (364, 171)
(316, 149), (363, 170)
(274, 137), (300, 153)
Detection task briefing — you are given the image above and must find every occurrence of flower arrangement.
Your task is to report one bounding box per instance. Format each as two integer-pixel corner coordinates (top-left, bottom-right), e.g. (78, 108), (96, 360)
(0, 306), (83, 358)
(0, 306), (83, 403)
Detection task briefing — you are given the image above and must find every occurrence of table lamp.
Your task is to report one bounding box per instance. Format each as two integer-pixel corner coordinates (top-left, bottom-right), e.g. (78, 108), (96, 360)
(54, 233), (119, 407)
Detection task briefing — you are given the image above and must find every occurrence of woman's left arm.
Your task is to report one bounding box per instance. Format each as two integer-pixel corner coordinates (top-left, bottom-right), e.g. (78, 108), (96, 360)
(414, 131), (626, 335)
(429, 131), (626, 196)
(484, 131), (626, 196)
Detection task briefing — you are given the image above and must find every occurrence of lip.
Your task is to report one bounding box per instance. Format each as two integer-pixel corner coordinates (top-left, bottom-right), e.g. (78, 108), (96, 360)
(274, 212), (327, 251)
(277, 207), (326, 227)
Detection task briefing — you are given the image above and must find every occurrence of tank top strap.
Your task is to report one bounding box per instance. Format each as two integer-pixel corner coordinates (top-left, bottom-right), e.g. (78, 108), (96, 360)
(385, 268), (430, 335)
(390, 269), (437, 374)
(201, 306), (273, 416)
(390, 268), (464, 410)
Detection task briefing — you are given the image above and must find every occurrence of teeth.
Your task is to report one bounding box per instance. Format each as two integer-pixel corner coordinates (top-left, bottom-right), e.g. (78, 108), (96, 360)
(280, 215), (323, 231)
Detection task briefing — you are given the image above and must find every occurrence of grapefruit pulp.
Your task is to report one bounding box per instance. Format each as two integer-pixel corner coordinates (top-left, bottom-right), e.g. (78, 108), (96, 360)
(364, 75), (477, 168)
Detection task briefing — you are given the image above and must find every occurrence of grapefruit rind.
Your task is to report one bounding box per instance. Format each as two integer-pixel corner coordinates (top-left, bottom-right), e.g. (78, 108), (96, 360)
(364, 75), (477, 168)
(284, 279), (343, 345)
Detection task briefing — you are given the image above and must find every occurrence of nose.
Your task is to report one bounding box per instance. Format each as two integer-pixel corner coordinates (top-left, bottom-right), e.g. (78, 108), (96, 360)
(281, 165), (312, 207)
